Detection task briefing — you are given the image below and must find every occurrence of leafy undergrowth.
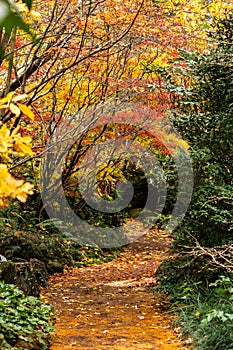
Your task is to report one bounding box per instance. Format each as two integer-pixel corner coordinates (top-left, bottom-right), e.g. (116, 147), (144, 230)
(155, 258), (233, 350)
(157, 274), (233, 350)
(42, 228), (190, 349)
(0, 282), (54, 350)
(0, 203), (121, 274)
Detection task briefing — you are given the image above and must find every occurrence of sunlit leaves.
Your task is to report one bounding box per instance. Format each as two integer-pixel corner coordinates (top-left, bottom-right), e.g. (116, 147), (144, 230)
(0, 92), (34, 119)
(0, 164), (33, 207)
(0, 123), (34, 207)
(0, 124), (33, 159)
(156, 0), (233, 50)
(0, 92), (34, 207)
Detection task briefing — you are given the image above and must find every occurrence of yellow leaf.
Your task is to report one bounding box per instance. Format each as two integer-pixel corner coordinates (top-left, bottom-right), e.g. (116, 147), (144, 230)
(0, 124), (10, 137)
(0, 164), (9, 178)
(11, 125), (20, 136)
(12, 94), (28, 102)
(0, 104), (8, 109)
(31, 10), (42, 21)
(14, 141), (33, 156)
(9, 103), (21, 117)
(17, 103), (34, 120)
(0, 164), (33, 206)
(16, 3), (28, 12)
(14, 182), (34, 202)
(0, 92), (15, 105)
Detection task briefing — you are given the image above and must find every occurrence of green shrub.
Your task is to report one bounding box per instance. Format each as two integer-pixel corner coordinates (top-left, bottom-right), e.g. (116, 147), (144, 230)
(154, 12), (233, 288)
(153, 12), (233, 350)
(0, 203), (120, 273)
(173, 183), (233, 247)
(173, 276), (233, 350)
(0, 281), (54, 350)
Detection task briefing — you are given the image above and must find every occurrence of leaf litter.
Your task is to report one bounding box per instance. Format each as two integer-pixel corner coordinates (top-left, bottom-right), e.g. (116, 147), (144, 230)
(42, 228), (191, 349)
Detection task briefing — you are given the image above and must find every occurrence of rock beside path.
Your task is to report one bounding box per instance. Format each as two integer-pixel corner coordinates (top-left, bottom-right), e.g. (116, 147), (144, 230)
(0, 258), (48, 296)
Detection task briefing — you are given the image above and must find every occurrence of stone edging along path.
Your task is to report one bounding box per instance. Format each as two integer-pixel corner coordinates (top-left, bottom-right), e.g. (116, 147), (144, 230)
(42, 229), (191, 349)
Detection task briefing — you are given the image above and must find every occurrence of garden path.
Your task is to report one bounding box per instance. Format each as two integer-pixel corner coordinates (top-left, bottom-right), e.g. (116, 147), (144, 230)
(43, 229), (190, 349)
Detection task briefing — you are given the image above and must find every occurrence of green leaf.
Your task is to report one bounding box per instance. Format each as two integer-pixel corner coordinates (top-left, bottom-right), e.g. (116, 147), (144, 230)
(0, 0), (33, 37)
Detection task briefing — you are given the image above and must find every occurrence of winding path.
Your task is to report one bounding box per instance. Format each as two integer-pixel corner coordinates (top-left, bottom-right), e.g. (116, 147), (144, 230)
(43, 229), (190, 349)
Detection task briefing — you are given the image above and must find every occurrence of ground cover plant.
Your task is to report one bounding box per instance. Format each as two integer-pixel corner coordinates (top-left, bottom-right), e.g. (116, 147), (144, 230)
(0, 281), (54, 350)
(169, 276), (233, 350)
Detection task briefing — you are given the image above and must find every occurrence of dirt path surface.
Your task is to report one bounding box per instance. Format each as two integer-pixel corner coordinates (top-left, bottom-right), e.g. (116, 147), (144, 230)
(43, 229), (189, 349)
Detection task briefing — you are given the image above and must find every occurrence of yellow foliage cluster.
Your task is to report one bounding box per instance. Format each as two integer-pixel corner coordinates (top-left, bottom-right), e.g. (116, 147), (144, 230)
(0, 164), (33, 207)
(159, 0), (233, 49)
(0, 92), (35, 120)
(0, 124), (33, 160)
(0, 93), (34, 207)
(32, 0), (181, 120)
(97, 163), (126, 185)
(34, 0), (229, 121)
(15, 0), (42, 22)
